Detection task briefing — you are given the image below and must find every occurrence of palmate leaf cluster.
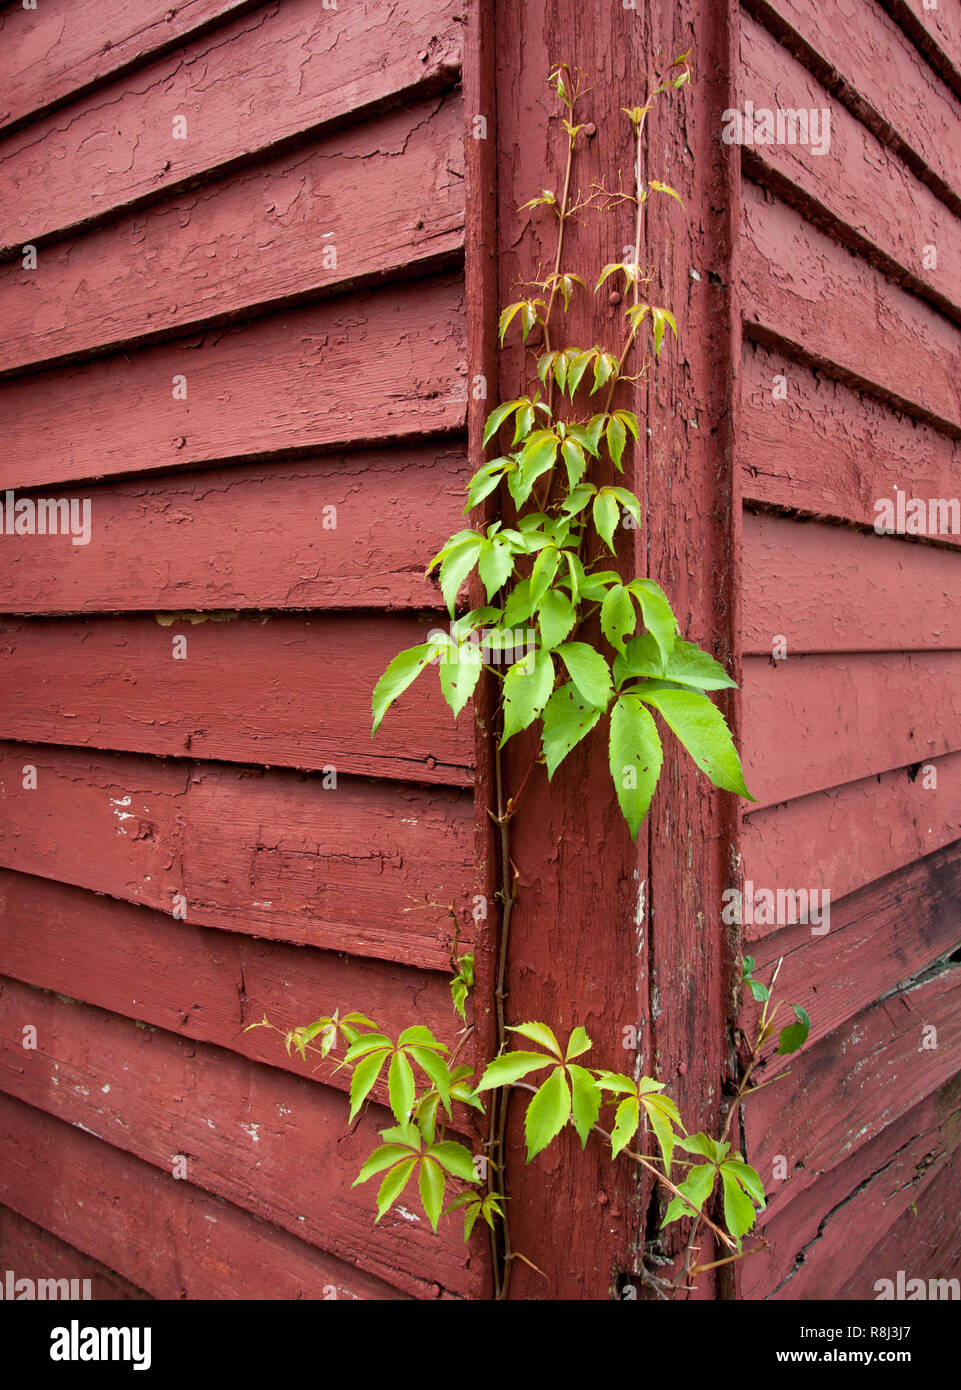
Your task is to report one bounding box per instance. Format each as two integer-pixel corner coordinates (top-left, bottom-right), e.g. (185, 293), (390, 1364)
(372, 272), (754, 838)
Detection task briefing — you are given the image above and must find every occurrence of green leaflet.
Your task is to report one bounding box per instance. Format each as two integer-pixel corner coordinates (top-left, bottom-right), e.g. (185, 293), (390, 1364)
(639, 686), (753, 799)
(541, 682), (604, 777)
(608, 695), (663, 838)
(501, 649), (554, 745)
(524, 1066), (571, 1163)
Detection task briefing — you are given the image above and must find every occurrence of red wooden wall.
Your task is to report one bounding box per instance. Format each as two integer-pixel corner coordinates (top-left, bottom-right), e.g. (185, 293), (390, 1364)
(0, 0), (484, 1300)
(734, 0), (961, 1297)
(0, 0), (958, 1303)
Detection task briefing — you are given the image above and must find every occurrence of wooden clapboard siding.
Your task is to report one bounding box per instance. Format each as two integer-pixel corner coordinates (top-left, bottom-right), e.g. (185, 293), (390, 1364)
(0, 615), (474, 785)
(736, 0), (961, 1300)
(0, 1207), (152, 1301)
(0, 0), (480, 1302)
(0, 446), (468, 614)
(0, 0), (464, 249)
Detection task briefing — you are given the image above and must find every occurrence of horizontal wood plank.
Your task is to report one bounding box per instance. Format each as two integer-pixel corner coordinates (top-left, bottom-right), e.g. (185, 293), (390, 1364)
(748, 840), (961, 1053)
(742, 651), (961, 808)
(739, 13), (961, 317)
(743, 1073), (961, 1298)
(876, 0), (961, 94)
(743, 512), (961, 654)
(0, 95), (465, 372)
(0, 1092), (410, 1299)
(740, 341), (961, 538)
(742, 179), (961, 434)
(742, 751), (961, 910)
(0, 980), (477, 1297)
(0, 274), (466, 490)
(0, 614), (473, 786)
(0, 447), (467, 614)
(0, 0), (463, 248)
(744, 0), (961, 206)
(0, 0), (256, 133)
(743, 966), (961, 1212)
(0, 743), (476, 969)
(0, 1207), (152, 1301)
(0, 868), (466, 1105)
(838, 1140), (961, 1297)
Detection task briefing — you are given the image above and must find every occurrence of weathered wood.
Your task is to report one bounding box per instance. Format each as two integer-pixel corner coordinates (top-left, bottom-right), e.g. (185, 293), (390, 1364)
(0, 0), (463, 248)
(838, 1138), (961, 1298)
(739, 13), (961, 318)
(0, 1207), (152, 1301)
(0, 95), (465, 373)
(0, 1092), (411, 1300)
(0, 744), (475, 969)
(742, 1072), (961, 1298)
(0, 867), (465, 1105)
(876, 0), (961, 97)
(742, 751), (961, 913)
(742, 180), (961, 434)
(0, 979), (478, 1298)
(743, 0), (961, 208)
(743, 513), (961, 654)
(742, 651), (961, 808)
(743, 967), (961, 1211)
(740, 342), (961, 540)
(0, 0), (257, 133)
(748, 840), (961, 1052)
(0, 446), (467, 614)
(0, 274), (466, 489)
(0, 614), (473, 787)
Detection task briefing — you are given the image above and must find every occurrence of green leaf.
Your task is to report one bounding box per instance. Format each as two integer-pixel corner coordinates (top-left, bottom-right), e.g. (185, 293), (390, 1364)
(429, 1140), (480, 1183)
(661, 1163), (717, 1228)
(439, 642), (483, 720)
(388, 1049), (416, 1123)
(650, 307), (678, 357)
(723, 1158), (766, 1208)
(608, 695), (663, 838)
(565, 1026), (592, 1060)
(610, 1095), (640, 1159)
(348, 1048), (389, 1122)
(777, 1004), (811, 1055)
(676, 1132), (727, 1163)
(720, 1165), (757, 1242)
(418, 1156), (445, 1232)
(555, 642), (613, 709)
(643, 1092), (679, 1176)
(473, 1051), (553, 1092)
(501, 648), (555, 744)
(640, 687), (753, 798)
(606, 413), (627, 470)
(372, 644), (437, 735)
(375, 1156), (418, 1223)
(516, 432), (558, 503)
(566, 350), (594, 397)
(439, 535), (484, 615)
(660, 639), (737, 691)
(507, 1021), (563, 1057)
(524, 1066), (571, 1162)
(593, 491), (620, 553)
(408, 1047), (452, 1114)
(560, 438), (587, 489)
(648, 179), (684, 207)
(627, 579), (677, 669)
(537, 588), (577, 651)
(513, 401), (536, 444)
(483, 397), (521, 443)
(477, 538), (515, 603)
(529, 546), (559, 609)
(600, 584), (637, 653)
(568, 1063), (602, 1148)
(352, 1144), (417, 1186)
(397, 1025), (445, 1049)
(541, 683), (603, 777)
